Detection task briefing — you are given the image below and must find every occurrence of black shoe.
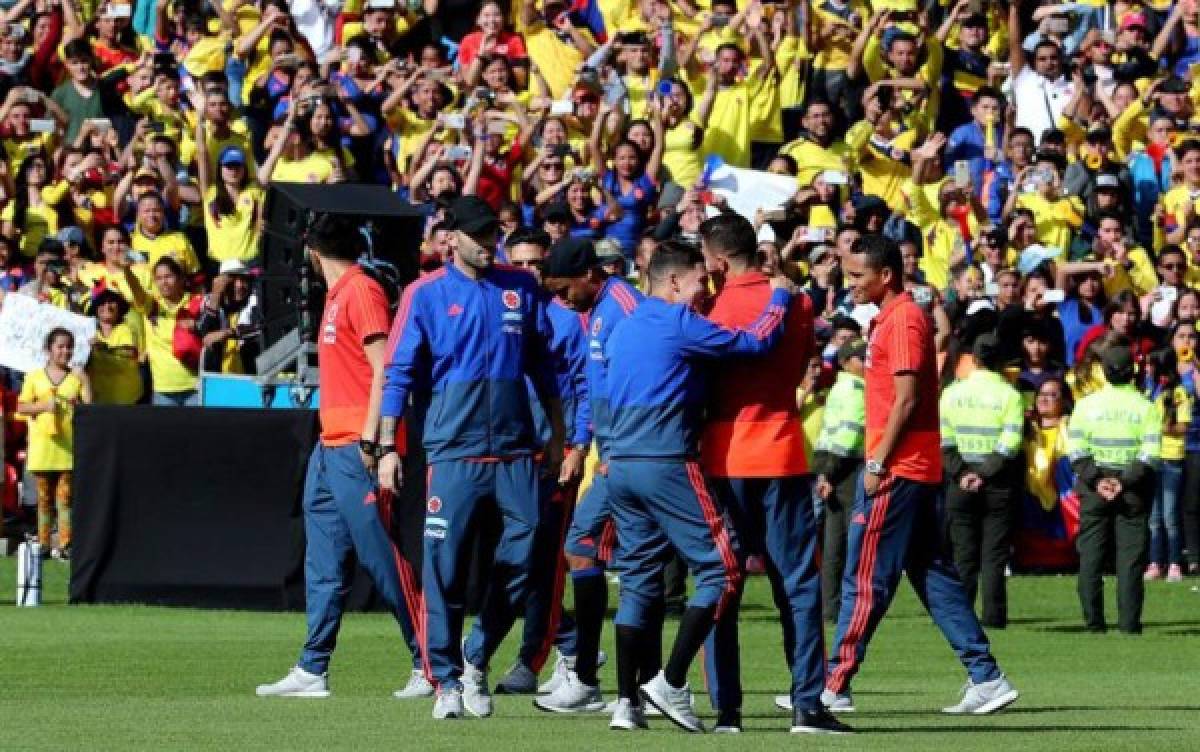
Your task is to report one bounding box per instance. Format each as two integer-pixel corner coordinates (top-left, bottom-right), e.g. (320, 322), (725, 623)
(713, 709), (742, 734)
(791, 707), (853, 735)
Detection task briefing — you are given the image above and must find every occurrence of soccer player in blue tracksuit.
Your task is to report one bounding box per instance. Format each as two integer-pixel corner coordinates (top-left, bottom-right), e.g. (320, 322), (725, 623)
(536, 236), (647, 712)
(378, 197), (566, 720)
(602, 241), (793, 732)
(478, 228), (591, 694)
(255, 213), (426, 700)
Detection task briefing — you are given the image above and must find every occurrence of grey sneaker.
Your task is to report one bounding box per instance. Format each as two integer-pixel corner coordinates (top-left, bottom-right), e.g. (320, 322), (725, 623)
(462, 663), (493, 718)
(433, 687), (464, 719)
(639, 671), (703, 733)
(774, 694), (793, 711)
(534, 671), (606, 713)
(609, 698), (648, 730)
(942, 675), (1019, 715)
(820, 688), (856, 712)
(393, 669), (435, 699)
(495, 662), (538, 694)
(255, 666), (330, 698)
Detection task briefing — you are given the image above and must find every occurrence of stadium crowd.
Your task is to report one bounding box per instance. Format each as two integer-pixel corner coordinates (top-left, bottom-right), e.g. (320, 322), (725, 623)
(0, 0), (1198, 719)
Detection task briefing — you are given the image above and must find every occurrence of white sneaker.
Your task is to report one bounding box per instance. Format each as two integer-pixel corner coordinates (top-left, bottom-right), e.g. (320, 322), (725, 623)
(775, 694), (793, 711)
(942, 675), (1019, 715)
(538, 650), (607, 694)
(534, 671), (606, 713)
(495, 662), (537, 694)
(255, 666), (330, 698)
(820, 688), (856, 712)
(462, 663), (493, 718)
(605, 698), (663, 716)
(609, 698), (648, 730)
(393, 669), (435, 699)
(433, 687), (464, 719)
(639, 671), (703, 733)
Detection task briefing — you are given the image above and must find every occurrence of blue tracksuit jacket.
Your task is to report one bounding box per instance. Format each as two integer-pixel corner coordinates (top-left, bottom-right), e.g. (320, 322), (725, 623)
(585, 276), (644, 459)
(382, 263), (559, 460)
(530, 298), (591, 447)
(604, 289), (791, 459)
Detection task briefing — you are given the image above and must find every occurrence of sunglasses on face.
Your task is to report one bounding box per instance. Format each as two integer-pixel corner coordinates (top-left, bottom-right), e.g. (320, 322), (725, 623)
(1162, 262), (1186, 271)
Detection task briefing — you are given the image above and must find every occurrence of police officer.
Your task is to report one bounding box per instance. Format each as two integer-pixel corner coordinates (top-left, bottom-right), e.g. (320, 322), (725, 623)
(813, 338), (867, 624)
(1068, 342), (1161, 634)
(939, 333), (1024, 629)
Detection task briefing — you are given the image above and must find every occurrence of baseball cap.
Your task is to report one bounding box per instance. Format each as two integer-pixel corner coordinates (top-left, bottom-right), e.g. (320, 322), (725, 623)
(1162, 76), (1191, 94)
(962, 12), (987, 27)
(836, 338), (867, 365)
(544, 236), (602, 278)
(57, 226), (85, 246)
(133, 167), (160, 183)
(1085, 127), (1113, 144)
(1120, 12), (1147, 31)
(218, 146), (247, 167)
(445, 195), (498, 235)
(542, 202), (572, 224)
(594, 237), (624, 263)
(219, 259), (250, 276)
(1102, 343), (1136, 383)
(1017, 243), (1061, 275)
(1096, 173), (1120, 189)
(809, 245), (834, 265)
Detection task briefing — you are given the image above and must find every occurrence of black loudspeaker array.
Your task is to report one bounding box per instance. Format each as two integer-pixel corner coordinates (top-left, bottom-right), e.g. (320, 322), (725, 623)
(258, 183), (424, 352)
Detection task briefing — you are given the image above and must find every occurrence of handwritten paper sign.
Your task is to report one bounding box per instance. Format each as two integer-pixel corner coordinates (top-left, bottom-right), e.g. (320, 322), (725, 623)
(0, 294), (96, 373)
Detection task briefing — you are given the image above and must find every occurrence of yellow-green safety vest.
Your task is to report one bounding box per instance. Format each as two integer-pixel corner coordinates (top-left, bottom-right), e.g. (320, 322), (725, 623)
(1067, 383), (1162, 470)
(815, 371), (865, 458)
(939, 369), (1024, 462)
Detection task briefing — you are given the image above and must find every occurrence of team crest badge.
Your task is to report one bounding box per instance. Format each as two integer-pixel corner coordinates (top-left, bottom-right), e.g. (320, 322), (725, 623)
(502, 290), (520, 310)
(592, 316), (602, 335)
(427, 496), (443, 514)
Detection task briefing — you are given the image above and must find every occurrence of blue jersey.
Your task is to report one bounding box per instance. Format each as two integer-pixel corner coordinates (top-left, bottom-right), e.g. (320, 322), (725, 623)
(530, 298), (591, 447)
(382, 263), (559, 462)
(585, 276), (644, 459)
(604, 290), (790, 460)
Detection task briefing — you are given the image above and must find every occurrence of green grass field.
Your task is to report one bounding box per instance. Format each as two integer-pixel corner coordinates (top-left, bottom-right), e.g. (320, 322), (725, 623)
(1, 559), (1198, 751)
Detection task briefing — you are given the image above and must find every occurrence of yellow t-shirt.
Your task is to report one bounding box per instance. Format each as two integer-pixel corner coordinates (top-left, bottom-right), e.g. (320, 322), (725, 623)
(19, 368), (84, 472)
(1, 199), (59, 258)
(271, 152), (337, 184)
(88, 322), (143, 405)
(810, 0), (868, 72)
(385, 107), (439, 173)
(145, 293), (201, 394)
(524, 24), (593, 100)
(1159, 385), (1192, 462)
(132, 229), (200, 275)
(703, 76), (767, 168)
(202, 183), (264, 264)
(662, 119), (703, 188)
(2, 132), (55, 175)
(1014, 193), (1083, 256)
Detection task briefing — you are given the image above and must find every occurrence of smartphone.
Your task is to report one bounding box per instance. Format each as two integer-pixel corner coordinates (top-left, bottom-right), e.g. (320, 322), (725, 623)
(1046, 17), (1070, 34)
(802, 227), (829, 243)
(147, 122), (165, 134)
(890, 10), (916, 22)
(1042, 289), (1066, 304)
(366, 0), (396, 7)
(276, 53), (302, 69)
(153, 52), (176, 69)
(441, 112), (465, 129)
(711, 13), (731, 27)
(444, 144), (472, 160)
(29, 118), (55, 133)
(23, 88), (38, 104)
(821, 169), (848, 186)
(954, 160), (970, 189)
(108, 4), (133, 18)
(345, 47), (363, 64)
(763, 208), (789, 222)
(985, 282), (1000, 297)
(912, 286), (933, 306)
(550, 99), (574, 116)
(551, 143), (572, 157)
(7, 22), (24, 39)
(1159, 285), (1180, 303)
(89, 118), (112, 133)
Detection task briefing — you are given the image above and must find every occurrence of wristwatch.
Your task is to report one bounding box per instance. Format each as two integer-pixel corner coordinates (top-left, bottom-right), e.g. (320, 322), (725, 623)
(359, 439), (380, 458)
(865, 459), (886, 476)
(378, 444), (397, 457)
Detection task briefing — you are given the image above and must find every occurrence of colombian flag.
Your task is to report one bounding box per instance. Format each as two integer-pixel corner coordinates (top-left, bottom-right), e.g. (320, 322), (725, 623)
(1013, 425), (1080, 571)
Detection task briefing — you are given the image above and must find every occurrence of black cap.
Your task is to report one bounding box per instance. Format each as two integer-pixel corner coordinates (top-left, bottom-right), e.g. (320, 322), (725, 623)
(1102, 344), (1136, 384)
(542, 202), (572, 223)
(972, 332), (1001, 369)
(545, 236), (601, 278)
(963, 12), (987, 27)
(1085, 127), (1113, 143)
(837, 338), (868, 365)
(1162, 76), (1191, 94)
(446, 195), (498, 235)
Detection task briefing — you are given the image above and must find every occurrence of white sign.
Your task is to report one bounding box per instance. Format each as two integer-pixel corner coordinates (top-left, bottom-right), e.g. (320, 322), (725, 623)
(706, 165), (799, 222)
(0, 293), (96, 373)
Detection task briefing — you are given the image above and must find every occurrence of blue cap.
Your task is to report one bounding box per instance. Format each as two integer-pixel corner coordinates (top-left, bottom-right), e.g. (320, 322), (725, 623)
(1017, 244), (1061, 275)
(218, 146), (246, 167)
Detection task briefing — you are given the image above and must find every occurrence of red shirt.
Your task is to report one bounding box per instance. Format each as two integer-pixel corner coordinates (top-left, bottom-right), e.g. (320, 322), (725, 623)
(456, 30), (529, 68)
(701, 272), (814, 477)
(476, 142), (523, 210)
(865, 291), (942, 483)
(318, 266), (391, 446)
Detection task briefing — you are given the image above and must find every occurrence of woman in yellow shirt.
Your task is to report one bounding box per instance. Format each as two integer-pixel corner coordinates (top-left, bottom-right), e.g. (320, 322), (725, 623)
(1144, 343), (1191, 582)
(261, 96), (341, 185)
(659, 78), (705, 188)
(1, 153), (60, 259)
(16, 327), (92, 559)
(195, 109), (265, 266)
(87, 286), (143, 405)
(145, 257), (204, 406)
